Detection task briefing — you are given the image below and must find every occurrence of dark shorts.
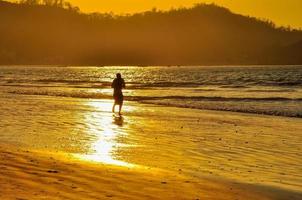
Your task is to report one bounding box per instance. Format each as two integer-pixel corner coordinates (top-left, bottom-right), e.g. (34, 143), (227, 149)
(114, 93), (124, 105)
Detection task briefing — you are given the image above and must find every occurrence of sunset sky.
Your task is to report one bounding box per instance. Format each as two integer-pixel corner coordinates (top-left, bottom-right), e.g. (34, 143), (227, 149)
(8, 0), (302, 28)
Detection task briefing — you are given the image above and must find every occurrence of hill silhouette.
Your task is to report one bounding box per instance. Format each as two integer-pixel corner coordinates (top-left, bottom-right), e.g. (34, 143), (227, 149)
(0, 0), (302, 65)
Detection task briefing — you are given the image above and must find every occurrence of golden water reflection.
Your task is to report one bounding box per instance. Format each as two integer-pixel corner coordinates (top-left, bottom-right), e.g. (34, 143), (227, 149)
(77, 100), (135, 168)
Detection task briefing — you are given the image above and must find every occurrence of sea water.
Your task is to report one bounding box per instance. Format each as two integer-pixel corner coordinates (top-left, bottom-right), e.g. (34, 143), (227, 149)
(1, 65), (301, 117)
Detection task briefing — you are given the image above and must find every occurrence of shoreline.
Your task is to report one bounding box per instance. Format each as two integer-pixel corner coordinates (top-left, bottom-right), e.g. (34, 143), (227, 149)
(2, 91), (302, 119)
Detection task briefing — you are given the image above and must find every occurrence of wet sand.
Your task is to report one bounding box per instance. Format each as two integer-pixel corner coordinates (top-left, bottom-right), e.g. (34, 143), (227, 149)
(1, 94), (302, 199)
(1, 146), (301, 200)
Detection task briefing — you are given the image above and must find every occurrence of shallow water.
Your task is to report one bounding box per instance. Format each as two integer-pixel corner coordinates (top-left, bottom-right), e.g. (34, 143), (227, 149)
(1, 65), (302, 117)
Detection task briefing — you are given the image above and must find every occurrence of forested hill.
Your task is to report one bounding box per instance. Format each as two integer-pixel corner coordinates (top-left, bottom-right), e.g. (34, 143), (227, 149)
(0, 0), (302, 65)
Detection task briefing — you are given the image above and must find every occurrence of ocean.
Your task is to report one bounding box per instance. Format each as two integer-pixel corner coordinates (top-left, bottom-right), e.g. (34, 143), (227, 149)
(1, 65), (302, 117)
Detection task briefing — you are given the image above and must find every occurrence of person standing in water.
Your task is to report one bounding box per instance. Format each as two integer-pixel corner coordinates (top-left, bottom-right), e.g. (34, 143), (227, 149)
(111, 73), (126, 115)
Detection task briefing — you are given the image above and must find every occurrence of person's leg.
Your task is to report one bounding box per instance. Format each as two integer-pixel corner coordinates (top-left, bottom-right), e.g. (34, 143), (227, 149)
(112, 103), (116, 113)
(119, 103), (123, 115)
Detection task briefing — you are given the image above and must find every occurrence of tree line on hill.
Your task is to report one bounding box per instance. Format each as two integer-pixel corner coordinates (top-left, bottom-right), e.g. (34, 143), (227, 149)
(18, 0), (79, 11)
(0, 0), (302, 65)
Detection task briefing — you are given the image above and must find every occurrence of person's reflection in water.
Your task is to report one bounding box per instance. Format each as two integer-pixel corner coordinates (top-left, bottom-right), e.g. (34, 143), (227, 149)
(111, 73), (126, 116)
(113, 115), (124, 127)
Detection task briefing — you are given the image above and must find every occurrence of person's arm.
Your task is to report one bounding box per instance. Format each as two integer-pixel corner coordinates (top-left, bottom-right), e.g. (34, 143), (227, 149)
(111, 79), (115, 88)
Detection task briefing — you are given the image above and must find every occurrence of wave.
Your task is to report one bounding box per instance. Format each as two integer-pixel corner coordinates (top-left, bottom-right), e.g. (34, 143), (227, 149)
(141, 100), (302, 118)
(136, 96), (302, 102)
(5, 90), (302, 118)
(34, 80), (302, 87)
(246, 89), (296, 93)
(7, 90), (112, 99)
(3, 77), (302, 88)
(220, 85), (249, 88)
(0, 82), (238, 90)
(150, 103), (302, 118)
(6, 90), (302, 102)
(1, 82), (300, 94)
(277, 81), (302, 86)
(29, 73), (302, 87)
(35, 79), (108, 85)
(1, 80), (204, 89)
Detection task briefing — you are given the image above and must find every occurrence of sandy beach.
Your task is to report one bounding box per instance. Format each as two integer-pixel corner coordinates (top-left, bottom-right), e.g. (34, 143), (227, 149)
(1, 145), (301, 200)
(1, 93), (302, 199)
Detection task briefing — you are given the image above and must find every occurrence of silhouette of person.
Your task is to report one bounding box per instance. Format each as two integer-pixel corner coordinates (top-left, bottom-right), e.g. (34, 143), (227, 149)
(111, 73), (125, 115)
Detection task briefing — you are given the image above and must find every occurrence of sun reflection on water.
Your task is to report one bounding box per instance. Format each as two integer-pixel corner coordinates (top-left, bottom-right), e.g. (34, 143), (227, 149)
(76, 100), (135, 168)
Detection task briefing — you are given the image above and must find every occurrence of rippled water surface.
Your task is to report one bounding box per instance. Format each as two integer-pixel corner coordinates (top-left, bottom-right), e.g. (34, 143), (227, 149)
(1, 65), (302, 117)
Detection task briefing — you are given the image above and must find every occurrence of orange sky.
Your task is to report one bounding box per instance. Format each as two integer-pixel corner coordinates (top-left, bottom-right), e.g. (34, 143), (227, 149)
(8, 0), (302, 28)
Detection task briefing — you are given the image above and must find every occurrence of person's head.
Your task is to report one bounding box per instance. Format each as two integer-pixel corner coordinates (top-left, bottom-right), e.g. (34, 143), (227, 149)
(116, 73), (122, 79)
